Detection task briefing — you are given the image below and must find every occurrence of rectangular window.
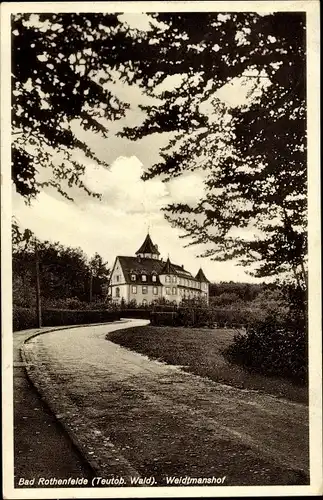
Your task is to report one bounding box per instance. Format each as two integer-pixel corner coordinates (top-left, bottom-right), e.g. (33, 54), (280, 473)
(172, 276), (176, 283)
(116, 275), (120, 282)
(131, 274), (136, 281)
(142, 275), (147, 282)
(142, 286), (148, 294)
(153, 286), (158, 295)
(152, 275), (157, 282)
(166, 276), (171, 283)
(172, 287), (176, 295)
(132, 285), (137, 294)
(166, 287), (171, 295)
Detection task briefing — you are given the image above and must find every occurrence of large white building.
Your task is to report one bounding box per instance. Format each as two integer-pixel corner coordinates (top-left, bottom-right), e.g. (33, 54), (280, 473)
(108, 233), (210, 306)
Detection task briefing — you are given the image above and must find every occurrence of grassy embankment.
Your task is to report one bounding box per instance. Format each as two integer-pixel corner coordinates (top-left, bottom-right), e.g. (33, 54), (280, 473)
(108, 326), (307, 404)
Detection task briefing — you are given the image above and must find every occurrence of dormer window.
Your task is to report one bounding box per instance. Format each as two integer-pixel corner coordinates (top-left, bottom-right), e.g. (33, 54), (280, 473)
(131, 274), (136, 281)
(141, 274), (147, 282)
(152, 275), (157, 282)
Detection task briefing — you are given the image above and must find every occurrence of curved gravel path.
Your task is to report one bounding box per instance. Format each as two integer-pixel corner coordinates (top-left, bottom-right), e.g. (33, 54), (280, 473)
(23, 320), (309, 487)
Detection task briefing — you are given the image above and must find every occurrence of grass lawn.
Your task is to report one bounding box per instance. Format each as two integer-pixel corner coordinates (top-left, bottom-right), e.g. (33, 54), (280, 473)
(108, 326), (308, 404)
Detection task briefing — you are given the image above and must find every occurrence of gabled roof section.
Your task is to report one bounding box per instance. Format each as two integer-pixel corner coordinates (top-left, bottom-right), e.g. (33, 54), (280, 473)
(116, 256), (195, 284)
(160, 257), (178, 275)
(118, 256), (163, 285)
(195, 268), (210, 283)
(135, 233), (160, 255)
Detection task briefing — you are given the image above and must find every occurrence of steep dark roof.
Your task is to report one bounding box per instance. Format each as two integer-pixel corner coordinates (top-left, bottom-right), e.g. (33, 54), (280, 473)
(160, 257), (178, 275)
(135, 234), (160, 255)
(115, 256), (194, 284)
(195, 268), (210, 283)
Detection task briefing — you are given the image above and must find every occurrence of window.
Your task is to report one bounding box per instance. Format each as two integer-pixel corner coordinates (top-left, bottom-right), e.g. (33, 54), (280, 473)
(115, 287), (120, 298)
(172, 287), (177, 295)
(141, 274), (147, 282)
(166, 287), (171, 295)
(116, 275), (120, 282)
(131, 274), (136, 281)
(153, 286), (158, 295)
(166, 275), (171, 283)
(142, 286), (148, 294)
(152, 275), (157, 282)
(132, 285), (137, 294)
(172, 276), (177, 283)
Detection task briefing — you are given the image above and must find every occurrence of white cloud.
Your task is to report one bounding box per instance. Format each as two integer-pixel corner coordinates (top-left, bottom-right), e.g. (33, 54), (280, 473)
(13, 154), (262, 283)
(167, 173), (205, 205)
(82, 156), (169, 214)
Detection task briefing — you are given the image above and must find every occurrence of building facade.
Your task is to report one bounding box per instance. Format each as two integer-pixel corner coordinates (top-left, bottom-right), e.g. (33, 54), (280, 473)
(108, 234), (210, 306)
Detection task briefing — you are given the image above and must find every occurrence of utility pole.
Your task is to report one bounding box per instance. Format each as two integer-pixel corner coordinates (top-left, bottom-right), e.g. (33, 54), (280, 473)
(35, 240), (42, 328)
(89, 271), (93, 303)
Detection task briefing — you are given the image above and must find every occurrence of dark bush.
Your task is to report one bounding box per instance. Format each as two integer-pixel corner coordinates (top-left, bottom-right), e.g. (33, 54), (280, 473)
(13, 307), (37, 331)
(13, 307), (121, 331)
(223, 314), (308, 384)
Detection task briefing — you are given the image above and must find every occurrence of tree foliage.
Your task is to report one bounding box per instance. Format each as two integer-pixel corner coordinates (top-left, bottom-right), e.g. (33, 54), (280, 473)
(121, 12), (307, 284)
(12, 224), (109, 305)
(12, 13), (140, 201)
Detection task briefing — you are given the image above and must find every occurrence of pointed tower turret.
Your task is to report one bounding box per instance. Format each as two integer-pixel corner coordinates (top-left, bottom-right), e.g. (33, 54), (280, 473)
(135, 233), (160, 260)
(196, 267), (210, 304)
(160, 256), (177, 275)
(195, 268), (210, 283)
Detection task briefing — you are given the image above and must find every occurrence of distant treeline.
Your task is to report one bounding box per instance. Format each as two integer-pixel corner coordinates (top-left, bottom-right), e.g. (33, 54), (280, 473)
(13, 239), (110, 309)
(208, 281), (285, 310)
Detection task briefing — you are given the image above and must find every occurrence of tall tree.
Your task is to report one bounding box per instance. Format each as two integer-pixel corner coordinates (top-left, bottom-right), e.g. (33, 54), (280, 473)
(89, 252), (110, 301)
(121, 12), (307, 285)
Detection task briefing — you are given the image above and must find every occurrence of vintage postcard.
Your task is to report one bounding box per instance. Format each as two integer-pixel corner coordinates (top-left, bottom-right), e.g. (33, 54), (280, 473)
(1, 1), (321, 498)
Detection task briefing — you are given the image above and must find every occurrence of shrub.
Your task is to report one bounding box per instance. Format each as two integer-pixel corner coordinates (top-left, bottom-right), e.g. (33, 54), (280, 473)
(13, 307), (37, 331)
(223, 314), (307, 384)
(43, 297), (111, 310)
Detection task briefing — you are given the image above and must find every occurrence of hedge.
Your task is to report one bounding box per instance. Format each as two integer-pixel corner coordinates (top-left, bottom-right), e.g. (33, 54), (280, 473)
(119, 309), (151, 319)
(13, 307), (121, 331)
(150, 307), (255, 328)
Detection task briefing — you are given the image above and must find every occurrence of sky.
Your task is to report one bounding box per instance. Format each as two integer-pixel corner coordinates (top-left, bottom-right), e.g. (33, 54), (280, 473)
(12, 13), (270, 284)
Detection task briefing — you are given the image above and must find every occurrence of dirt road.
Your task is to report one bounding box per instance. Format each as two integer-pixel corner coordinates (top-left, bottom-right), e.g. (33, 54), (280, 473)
(23, 320), (309, 486)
